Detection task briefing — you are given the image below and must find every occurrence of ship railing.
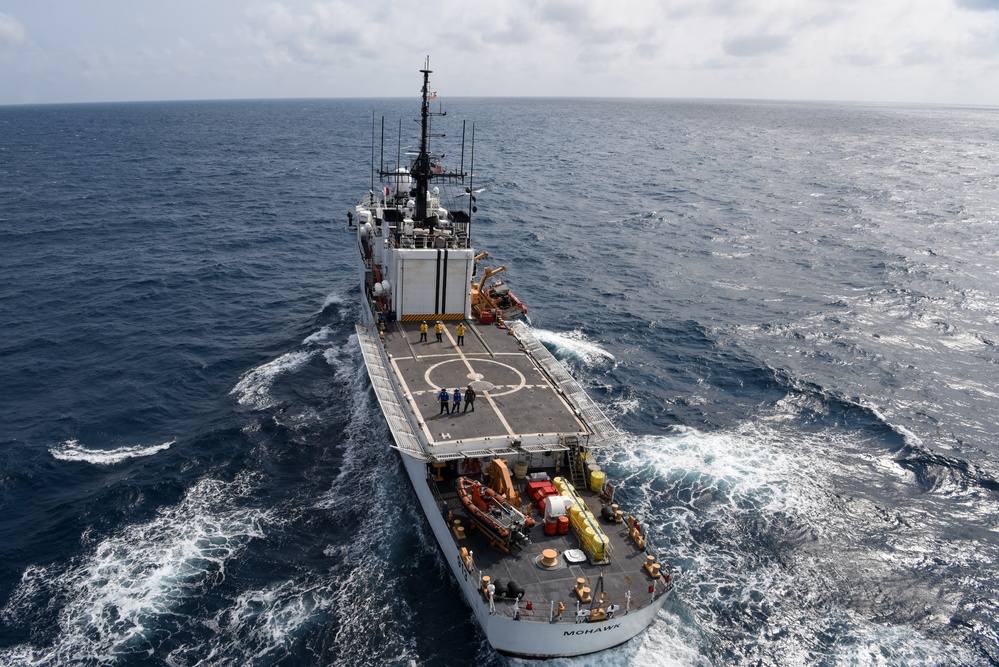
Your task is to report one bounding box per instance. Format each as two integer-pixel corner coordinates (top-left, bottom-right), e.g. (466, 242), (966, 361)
(469, 551), (671, 623)
(509, 323), (623, 446)
(425, 445), (519, 463)
(355, 324), (429, 461)
(426, 473), (451, 517)
(356, 234), (371, 269)
(517, 442), (569, 454)
(480, 592), (651, 623)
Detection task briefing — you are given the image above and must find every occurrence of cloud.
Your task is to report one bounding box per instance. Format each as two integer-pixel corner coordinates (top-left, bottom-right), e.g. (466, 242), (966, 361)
(723, 34), (790, 58)
(2, 0), (998, 105)
(955, 0), (999, 10)
(238, 1), (385, 66)
(0, 12), (27, 47)
(842, 53), (881, 67)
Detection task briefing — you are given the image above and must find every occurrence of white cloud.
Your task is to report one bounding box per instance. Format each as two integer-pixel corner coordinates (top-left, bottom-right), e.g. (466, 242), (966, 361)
(1, 0), (998, 104)
(0, 12), (27, 47)
(238, 1), (385, 66)
(956, 0), (999, 10)
(723, 34), (790, 58)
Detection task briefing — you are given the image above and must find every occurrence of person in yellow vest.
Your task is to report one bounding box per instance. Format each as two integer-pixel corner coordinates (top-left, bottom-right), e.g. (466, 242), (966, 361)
(455, 323), (466, 346)
(434, 321), (444, 342)
(419, 321), (428, 342)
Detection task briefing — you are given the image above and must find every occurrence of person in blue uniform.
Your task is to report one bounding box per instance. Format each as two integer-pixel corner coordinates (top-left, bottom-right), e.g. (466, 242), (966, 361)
(438, 388), (451, 414)
(452, 388), (462, 413)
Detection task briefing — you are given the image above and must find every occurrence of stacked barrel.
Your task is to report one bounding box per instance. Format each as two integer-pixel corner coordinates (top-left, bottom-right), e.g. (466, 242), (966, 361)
(553, 477), (609, 561)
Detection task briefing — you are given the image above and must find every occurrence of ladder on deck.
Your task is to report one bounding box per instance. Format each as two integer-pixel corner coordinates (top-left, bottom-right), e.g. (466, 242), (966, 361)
(565, 436), (587, 489)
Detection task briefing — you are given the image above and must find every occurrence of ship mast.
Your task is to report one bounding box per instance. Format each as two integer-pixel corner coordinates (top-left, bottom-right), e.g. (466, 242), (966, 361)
(377, 57), (470, 239)
(413, 59), (433, 224)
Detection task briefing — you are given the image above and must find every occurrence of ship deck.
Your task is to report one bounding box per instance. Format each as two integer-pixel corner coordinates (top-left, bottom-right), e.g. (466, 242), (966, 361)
(381, 319), (589, 452)
(374, 318), (669, 621)
(433, 465), (667, 622)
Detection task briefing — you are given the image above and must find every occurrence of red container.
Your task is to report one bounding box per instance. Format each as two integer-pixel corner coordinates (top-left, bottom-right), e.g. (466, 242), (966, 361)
(557, 515), (570, 535)
(479, 310), (495, 324)
(528, 481), (558, 513)
(544, 518), (558, 536)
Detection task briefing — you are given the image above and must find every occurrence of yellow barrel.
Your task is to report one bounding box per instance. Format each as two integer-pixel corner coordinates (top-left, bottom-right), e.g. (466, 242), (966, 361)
(553, 477), (569, 495)
(590, 470), (606, 493)
(581, 526), (607, 560)
(592, 539), (607, 560)
(568, 505), (583, 524)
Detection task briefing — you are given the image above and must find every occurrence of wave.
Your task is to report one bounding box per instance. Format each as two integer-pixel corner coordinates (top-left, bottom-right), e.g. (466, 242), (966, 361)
(598, 426), (985, 666)
(302, 325), (337, 346)
(320, 290), (350, 311)
(48, 438), (175, 465)
(309, 340), (426, 666)
(163, 578), (336, 666)
(229, 350), (315, 410)
(318, 290), (355, 323)
(532, 327), (616, 366)
(766, 369), (999, 498)
(2, 337), (419, 667)
(322, 336), (361, 385)
(0, 474), (272, 665)
(610, 427), (826, 520)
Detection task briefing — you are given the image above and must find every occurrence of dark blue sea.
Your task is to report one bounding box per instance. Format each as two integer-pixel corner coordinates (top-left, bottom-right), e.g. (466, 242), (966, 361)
(2, 96), (998, 666)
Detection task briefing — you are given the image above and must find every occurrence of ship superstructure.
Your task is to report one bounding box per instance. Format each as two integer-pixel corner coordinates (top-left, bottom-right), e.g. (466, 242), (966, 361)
(352, 60), (673, 658)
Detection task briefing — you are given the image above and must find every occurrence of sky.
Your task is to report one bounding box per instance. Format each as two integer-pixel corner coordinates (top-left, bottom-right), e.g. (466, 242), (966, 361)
(2, 0), (999, 106)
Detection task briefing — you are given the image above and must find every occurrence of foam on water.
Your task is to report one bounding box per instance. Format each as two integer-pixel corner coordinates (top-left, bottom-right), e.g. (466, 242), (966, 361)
(35, 335), (404, 667)
(608, 395), (641, 417)
(504, 605), (707, 667)
(597, 418), (988, 666)
(320, 290), (350, 312)
(318, 290), (356, 325)
(163, 578), (336, 667)
(321, 335), (362, 386)
(309, 340), (426, 666)
(302, 326), (337, 346)
(49, 438), (175, 465)
(0, 474), (272, 665)
(532, 327), (617, 367)
(229, 350), (315, 410)
(617, 426), (825, 518)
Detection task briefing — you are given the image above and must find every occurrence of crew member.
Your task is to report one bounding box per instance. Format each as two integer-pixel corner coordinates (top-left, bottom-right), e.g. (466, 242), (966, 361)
(438, 388), (451, 414)
(452, 388), (462, 413)
(455, 322), (466, 346)
(434, 321), (444, 342)
(419, 321), (428, 342)
(463, 386), (475, 412)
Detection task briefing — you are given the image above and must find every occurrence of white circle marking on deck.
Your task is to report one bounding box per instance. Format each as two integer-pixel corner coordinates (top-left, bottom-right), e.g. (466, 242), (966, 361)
(425, 358), (526, 397)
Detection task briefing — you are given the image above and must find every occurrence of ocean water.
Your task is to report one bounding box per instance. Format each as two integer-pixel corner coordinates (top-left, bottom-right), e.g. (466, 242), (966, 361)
(1, 95), (998, 666)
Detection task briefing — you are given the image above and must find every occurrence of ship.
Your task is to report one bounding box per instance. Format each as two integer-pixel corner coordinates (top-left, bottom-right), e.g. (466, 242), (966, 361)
(352, 60), (673, 659)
